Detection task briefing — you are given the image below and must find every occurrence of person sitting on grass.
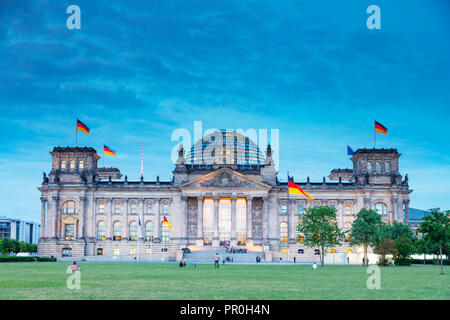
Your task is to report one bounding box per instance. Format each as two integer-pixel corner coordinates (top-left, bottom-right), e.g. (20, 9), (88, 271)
(71, 261), (80, 271)
(312, 262), (317, 270)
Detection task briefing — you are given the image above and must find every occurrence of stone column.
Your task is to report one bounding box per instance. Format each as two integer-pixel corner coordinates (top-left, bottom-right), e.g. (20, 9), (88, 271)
(107, 198), (113, 239)
(155, 198), (161, 241)
(139, 198), (145, 240)
(404, 199), (410, 224)
(231, 196), (237, 242)
(40, 197), (46, 239)
(122, 199), (129, 240)
(363, 196), (371, 210)
(262, 196), (269, 244)
(197, 196), (203, 240)
(88, 193), (95, 240)
(246, 196), (253, 242)
(181, 196), (188, 244)
(289, 200), (296, 243)
(391, 196), (398, 224)
(51, 195), (59, 239)
(78, 195), (86, 239)
(338, 200), (344, 229)
(213, 196), (219, 240)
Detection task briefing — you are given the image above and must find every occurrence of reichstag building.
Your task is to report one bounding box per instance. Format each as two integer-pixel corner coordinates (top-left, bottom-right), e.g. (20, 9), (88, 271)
(38, 130), (412, 261)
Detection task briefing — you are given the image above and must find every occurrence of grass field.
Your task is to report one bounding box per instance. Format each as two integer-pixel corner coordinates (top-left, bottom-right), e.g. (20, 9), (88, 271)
(0, 262), (448, 300)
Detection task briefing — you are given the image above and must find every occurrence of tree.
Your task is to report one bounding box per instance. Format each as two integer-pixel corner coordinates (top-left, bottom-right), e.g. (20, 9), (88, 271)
(373, 223), (397, 266)
(393, 236), (415, 266)
(351, 208), (383, 267)
(390, 221), (415, 241)
(418, 210), (450, 274)
(297, 205), (344, 266)
(0, 238), (16, 255)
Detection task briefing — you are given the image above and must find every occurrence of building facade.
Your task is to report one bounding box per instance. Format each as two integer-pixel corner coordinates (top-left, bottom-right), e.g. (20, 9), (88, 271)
(38, 131), (412, 260)
(0, 217), (40, 244)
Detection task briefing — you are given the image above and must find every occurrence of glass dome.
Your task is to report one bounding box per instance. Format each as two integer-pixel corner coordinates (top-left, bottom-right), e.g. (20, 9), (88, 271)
(186, 130), (265, 165)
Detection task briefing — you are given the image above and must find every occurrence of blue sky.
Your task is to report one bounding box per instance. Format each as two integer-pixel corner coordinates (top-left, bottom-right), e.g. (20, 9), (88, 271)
(0, 0), (449, 222)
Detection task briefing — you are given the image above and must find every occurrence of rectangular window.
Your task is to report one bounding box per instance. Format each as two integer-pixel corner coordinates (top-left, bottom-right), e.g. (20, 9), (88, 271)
(145, 247), (151, 254)
(113, 248), (120, 256)
(97, 203), (105, 214)
(297, 205), (303, 215)
(129, 248), (136, 255)
(130, 203), (137, 214)
(162, 204), (169, 215)
(114, 203), (121, 214)
(64, 224), (75, 240)
(345, 205), (352, 215)
(280, 205), (287, 215)
(144, 203), (153, 214)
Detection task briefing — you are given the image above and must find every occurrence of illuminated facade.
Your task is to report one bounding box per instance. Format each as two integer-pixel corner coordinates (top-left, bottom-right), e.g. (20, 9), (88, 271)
(38, 131), (412, 260)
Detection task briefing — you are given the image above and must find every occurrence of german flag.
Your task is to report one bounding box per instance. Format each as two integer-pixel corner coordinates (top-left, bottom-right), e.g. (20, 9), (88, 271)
(375, 121), (387, 135)
(103, 145), (116, 156)
(163, 216), (173, 229)
(76, 119), (90, 134)
(288, 181), (314, 200)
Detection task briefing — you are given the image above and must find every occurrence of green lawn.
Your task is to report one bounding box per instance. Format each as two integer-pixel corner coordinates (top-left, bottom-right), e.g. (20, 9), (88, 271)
(0, 262), (448, 300)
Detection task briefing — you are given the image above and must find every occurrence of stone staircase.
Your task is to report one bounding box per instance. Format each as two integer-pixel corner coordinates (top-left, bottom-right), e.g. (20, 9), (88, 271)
(183, 248), (264, 264)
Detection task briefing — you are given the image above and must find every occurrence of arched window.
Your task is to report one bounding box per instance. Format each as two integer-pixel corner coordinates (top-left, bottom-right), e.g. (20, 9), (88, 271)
(367, 162), (372, 172)
(113, 222), (122, 241)
(61, 201), (78, 215)
(376, 162), (381, 171)
(385, 162), (390, 172)
(70, 160), (75, 169)
(61, 160), (66, 169)
(373, 202), (388, 216)
(78, 160), (84, 169)
(129, 222), (138, 241)
(161, 223), (170, 242)
(145, 221), (154, 241)
(97, 221), (106, 240)
(280, 221), (288, 242)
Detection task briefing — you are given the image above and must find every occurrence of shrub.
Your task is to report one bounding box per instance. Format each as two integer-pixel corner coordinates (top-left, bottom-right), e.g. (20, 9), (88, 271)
(411, 259), (449, 265)
(377, 257), (393, 266)
(394, 257), (412, 266)
(0, 256), (57, 262)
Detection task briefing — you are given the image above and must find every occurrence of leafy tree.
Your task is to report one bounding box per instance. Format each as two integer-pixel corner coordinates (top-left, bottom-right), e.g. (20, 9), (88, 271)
(391, 221), (415, 241)
(373, 223), (397, 266)
(297, 206), (344, 266)
(351, 208), (383, 267)
(393, 236), (415, 266)
(418, 210), (450, 274)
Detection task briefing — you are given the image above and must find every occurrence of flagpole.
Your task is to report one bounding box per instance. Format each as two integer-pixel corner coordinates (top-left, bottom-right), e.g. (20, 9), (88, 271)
(75, 121), (78, 148)
(374, 120), (376, 149)
(287, 171), (290, 244)
(102, 147), (105, 167)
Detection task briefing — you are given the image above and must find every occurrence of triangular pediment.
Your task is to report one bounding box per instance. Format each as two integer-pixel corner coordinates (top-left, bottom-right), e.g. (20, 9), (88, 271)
(61, 215), (78, 224)
(181, 168), (271, 189)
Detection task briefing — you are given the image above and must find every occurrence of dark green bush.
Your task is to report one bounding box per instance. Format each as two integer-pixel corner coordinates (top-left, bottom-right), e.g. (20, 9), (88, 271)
(394, 257), (412, 266)
(411, 259), (449, 265)
(0, 256), (57, 262)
